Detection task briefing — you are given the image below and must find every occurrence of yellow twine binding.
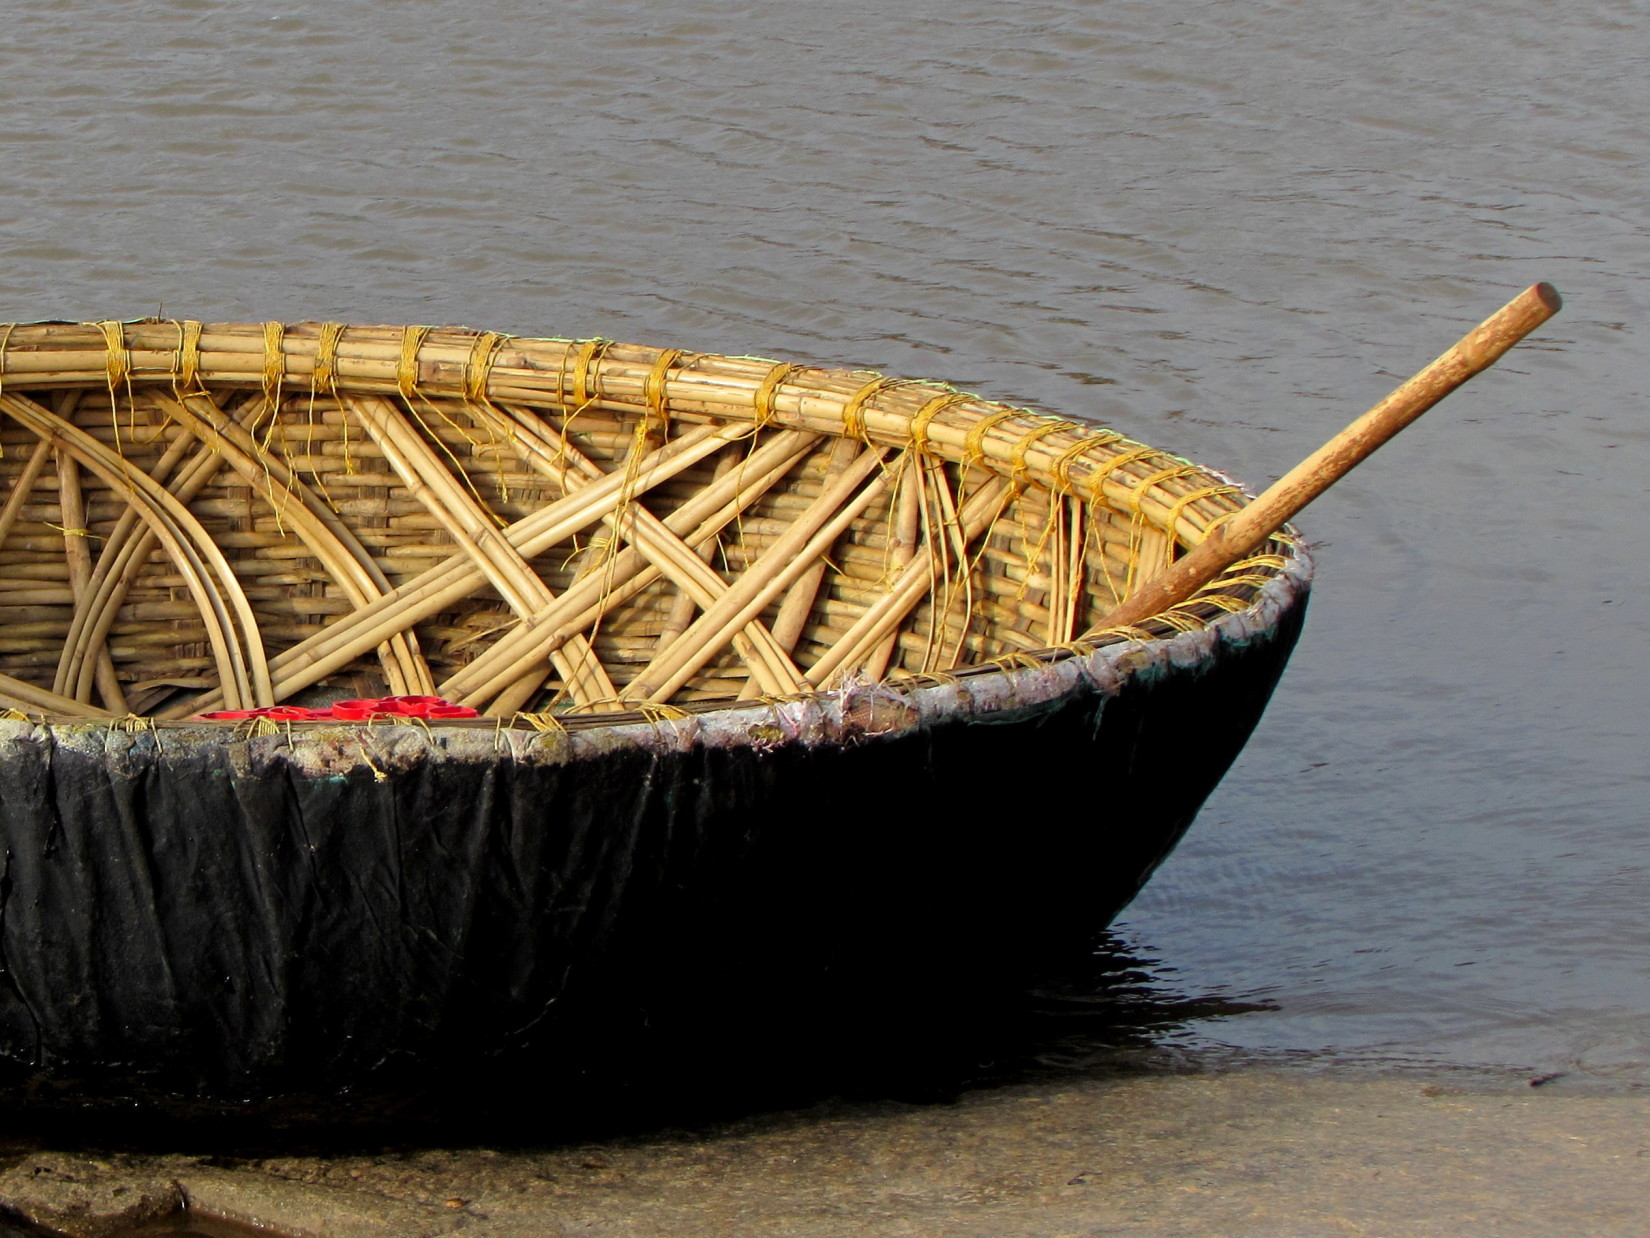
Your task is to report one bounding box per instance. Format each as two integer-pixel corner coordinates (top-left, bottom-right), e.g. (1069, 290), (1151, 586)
(909, 392), (971, 454)
(1007, 419), (1079, 488)
(961, 409), (1022, 471)
(753, 361), (797, 427)
(643, 348), (683, 436)
(842, 376), (906, 441)
(173, 320), (205, 398)
(311, 322), (345, 395)
(465, 331), (507, 405)
(397, 325), (432, 400)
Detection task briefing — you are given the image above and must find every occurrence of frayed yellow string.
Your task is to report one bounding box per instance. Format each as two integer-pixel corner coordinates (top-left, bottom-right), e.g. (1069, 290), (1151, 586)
(312, 322), (345, 395)
(960, 409), (1020, 471)
(908, 391), (970, 454)
(842, 375), (911, 442)
(754, 361), (797, 427)
(464, 331), (506, 404)
(509, 710), (569, 735)
(91, 320), (133, 457)
(1125, 463), (1202, 513)
(396, 325), (432, 399)
(389, 326), (504, 523)
(1146, 610), (1206, 634)
(1226, 552), (1290, 572)
(1049, 436), (1105, 495)
(985, 650), (1047, 671)
(569, 337), (610, 413)
(173, 319), (205, 399)
(300, 322), (348, 499)
(463, 331), (515, 504)
(261, 321), (286, 406)
(1007, 420), (1079, 489)
(1180, 594), (1250, 614)
(1087, 623), (1158, 644)
(643, 348), (683, 438)
(1160, 483), (1244, 544)
(1087, 445), (1159, 502)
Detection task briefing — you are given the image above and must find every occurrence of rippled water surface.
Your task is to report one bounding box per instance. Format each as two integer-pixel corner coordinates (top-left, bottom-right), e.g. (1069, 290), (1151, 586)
(1, 0), (1644, 1085)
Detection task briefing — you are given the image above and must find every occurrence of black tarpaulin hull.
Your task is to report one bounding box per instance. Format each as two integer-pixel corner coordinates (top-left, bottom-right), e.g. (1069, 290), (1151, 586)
(0, 570), (1306, 1102)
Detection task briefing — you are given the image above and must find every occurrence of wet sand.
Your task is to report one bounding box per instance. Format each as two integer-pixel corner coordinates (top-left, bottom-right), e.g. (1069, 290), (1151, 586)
(5, 1068), (1646, 1237)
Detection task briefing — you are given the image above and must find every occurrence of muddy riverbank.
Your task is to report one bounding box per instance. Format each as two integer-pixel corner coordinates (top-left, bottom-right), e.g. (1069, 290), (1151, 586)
(3, 1066), (1646, 1237)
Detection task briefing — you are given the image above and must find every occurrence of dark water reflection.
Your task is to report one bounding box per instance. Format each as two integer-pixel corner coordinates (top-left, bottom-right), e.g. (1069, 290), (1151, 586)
(0, 0), (1644, 1095)
(0, 932), (1264, 1152)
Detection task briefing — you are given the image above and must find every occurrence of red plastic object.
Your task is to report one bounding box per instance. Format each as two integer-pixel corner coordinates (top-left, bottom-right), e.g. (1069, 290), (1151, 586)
(329, 699), (391, 720)
(383, 696), (447, 715)
(194, 695), (477, 722)
(425, 704), (481, 719)
(258, 706), (327, 721)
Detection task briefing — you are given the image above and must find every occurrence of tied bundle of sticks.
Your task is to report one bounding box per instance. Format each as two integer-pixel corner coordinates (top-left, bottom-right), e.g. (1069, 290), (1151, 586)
(0, 286), (1558, 723)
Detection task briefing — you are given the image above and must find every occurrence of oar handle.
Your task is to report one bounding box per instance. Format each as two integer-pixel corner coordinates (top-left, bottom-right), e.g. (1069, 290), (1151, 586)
(1086, 282), (1562, 635)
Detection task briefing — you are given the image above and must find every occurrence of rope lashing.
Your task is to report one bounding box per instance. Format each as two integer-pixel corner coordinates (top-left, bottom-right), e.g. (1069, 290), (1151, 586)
(643, 348), (684, 436)
(570, 337), (610, 411)
(260, 321), (287, 408)
(1124, 464), (1204, 515)
(842, 376), (915, 441)
(311, 322), (346, 396)
(908, 391), (971, 453)
(396, 325), (432, 400)
(1159, 483), (1245, 545)
(1086, 445), (1161, 502)
(465, 331), (507, 405)
(1007, 419), (1079, 488)
(753, 361), (798, 427)
(174, 319), (206, 396)
(1049, 433), (1122, 495)
(961, 409), (1022, 471)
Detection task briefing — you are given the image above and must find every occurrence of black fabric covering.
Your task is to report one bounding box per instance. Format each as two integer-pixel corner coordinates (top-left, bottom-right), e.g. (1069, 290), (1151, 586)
(0, 601), (1304, 1106)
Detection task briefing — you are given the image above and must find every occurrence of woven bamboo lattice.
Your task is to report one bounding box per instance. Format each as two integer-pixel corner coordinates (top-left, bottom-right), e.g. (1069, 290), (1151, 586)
(0, 320), (1297, 723)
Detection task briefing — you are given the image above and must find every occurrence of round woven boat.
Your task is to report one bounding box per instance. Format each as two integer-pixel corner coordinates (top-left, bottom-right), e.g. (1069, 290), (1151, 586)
(0, 320), (1311, 1104)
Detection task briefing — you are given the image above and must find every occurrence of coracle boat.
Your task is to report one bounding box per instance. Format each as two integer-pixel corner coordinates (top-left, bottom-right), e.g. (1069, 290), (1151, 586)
(0, 290), (1555, 1104)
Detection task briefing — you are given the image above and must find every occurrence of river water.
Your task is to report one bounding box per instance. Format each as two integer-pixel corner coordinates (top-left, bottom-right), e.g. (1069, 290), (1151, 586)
(0, 0), (1643, 1091)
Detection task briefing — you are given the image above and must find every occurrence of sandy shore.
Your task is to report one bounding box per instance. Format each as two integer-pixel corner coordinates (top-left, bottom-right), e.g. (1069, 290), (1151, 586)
(3, 1068), (1646, 1237)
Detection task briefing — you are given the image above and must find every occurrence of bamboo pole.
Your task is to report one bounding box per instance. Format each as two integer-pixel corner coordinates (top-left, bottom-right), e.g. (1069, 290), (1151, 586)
(0, 669), (114, 719)
(346, 395), (616, 708)
(656, 451), (739, 649)
(440, 430), (821, 707)
(628, 444), (890, 703)
(163, 390), (434, 694)
(858, 451), (925, 682)
(731, 435), (860, 700)
(1085, 283), (1562, 635)
(167, 422), (744, 717)
(460, 399), (803, 700)
(57, 418), (237, 704)
(53, 448), (128, 712)
(0, 440), (56, 556)
(806, 476), (1012, 688)
(0, 392), (265, 710)
(469, 401), (813, 699)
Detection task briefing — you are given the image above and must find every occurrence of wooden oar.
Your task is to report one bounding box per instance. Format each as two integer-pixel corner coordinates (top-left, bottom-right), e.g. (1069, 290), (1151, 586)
(1086, 282), (1562, 634)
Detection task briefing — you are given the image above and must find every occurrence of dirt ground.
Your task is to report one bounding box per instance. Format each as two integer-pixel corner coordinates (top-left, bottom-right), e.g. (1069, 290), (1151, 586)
(2, 1068), (1646, 1238)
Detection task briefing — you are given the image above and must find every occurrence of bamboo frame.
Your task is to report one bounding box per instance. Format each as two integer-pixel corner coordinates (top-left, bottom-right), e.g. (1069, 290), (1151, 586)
(0, 318), (1311, 722)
